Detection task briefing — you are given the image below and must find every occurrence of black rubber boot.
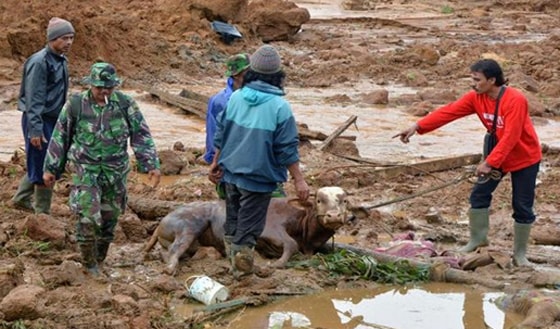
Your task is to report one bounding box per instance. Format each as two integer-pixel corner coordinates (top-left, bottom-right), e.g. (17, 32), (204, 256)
(78, 242), (99, 276)
(96, 241), (111, 264)
(223, 235), (233, 264)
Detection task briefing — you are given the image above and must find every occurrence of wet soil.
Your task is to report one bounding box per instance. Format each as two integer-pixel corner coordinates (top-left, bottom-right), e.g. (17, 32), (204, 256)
(1, 0), (560, 328)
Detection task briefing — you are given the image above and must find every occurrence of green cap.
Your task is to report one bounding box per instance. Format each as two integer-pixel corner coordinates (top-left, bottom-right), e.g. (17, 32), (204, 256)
(225, 53), (250, 77)
(84, 62), (121, 88)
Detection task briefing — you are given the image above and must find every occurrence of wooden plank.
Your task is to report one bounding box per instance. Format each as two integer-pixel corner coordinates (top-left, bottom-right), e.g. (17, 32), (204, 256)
(127, 81), (208, 118)
(367, 153), (482, 181)
(179, 88), (210, 104)
(148, 87), (207, 118)
(318, 115), (358, 151)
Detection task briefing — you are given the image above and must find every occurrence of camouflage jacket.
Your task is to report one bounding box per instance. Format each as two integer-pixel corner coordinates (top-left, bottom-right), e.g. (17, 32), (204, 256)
(44, 90), (160, 180)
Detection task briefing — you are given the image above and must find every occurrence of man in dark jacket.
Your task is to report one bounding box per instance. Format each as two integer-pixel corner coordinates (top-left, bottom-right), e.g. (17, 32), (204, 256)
(11, 17), (75, 214)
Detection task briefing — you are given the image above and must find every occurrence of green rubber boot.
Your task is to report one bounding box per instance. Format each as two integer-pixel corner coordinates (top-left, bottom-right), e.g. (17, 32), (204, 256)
(34, 186), (53, 214)
(512, 223), (532, 267)
(458, 208), (490, 253)
(11, 175), (34, 211)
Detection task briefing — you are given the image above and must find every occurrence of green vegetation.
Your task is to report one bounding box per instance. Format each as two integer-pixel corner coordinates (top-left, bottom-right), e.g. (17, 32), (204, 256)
(441, 5), (454, 14)
(0, 320), (28, 329)
(289, 249), (430, 284)
(33, 241), (51, 252)
(406, 71), (416, 81)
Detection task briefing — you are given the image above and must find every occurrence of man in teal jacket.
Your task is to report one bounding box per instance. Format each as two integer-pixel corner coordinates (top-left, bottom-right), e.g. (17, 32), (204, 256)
(209, 45), (309, 278)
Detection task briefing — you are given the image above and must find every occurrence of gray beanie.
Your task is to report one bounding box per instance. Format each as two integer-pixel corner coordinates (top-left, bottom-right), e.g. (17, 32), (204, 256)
(47, 17), (75, 41)
(250, 45), (282, 74)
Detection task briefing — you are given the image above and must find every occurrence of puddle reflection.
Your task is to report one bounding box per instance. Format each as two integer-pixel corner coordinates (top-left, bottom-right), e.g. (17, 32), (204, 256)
(226, 283), (524, 329)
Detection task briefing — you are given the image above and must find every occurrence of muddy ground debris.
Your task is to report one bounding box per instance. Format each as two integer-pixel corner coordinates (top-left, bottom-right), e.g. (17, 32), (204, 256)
(1, 0), (560, 328)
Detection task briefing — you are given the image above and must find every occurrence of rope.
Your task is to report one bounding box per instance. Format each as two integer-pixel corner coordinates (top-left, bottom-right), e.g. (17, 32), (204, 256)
(475, 169), (502, 184)
(361, 165), (502, 210)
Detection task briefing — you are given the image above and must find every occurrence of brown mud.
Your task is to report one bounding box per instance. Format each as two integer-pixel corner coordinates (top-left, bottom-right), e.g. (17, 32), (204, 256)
(1, 0), (560, 328)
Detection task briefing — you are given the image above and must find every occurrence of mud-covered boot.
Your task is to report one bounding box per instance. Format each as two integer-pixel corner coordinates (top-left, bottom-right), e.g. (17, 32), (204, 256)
(512, 223), (532, 267)
(231, 244), (254, 279)
(78, 242), (99, 276)
(10, 175), (34, 211)
(458, 208), (490, 253)
(96, 240), (111, 264)
(34, 185), (53, 215)
(223, 235), (233, 264)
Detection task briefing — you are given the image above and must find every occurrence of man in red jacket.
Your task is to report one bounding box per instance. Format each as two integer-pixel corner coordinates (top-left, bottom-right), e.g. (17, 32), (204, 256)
(393, 58), (541, 266)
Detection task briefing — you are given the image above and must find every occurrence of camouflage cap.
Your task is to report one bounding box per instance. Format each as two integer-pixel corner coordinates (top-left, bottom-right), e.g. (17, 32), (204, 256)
(84, 62), (121, 88)
(225, 53), (250, 77)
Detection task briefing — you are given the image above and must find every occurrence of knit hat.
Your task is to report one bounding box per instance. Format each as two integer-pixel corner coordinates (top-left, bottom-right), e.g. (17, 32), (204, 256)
(84, 62), (121, 88)
(225, 53), (250, 77)
(250, 45), (282, 74)
(47, 17), (75, 41)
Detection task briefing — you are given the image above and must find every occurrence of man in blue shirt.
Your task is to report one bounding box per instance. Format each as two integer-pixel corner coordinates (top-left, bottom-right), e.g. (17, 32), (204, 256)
(198, 53), (250, 165)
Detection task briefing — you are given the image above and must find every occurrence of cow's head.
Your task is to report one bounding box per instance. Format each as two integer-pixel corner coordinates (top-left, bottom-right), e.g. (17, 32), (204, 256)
(289, 186), (369, 230)
(313, 186), (350, 230)
(290, 186), (349, 230)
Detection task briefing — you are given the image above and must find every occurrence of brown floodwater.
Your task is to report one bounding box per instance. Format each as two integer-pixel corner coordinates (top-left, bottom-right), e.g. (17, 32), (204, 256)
(2, 81), (559, 165)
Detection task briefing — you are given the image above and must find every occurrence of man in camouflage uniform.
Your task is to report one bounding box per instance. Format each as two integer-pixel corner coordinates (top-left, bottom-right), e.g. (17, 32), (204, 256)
(43, 62), (161, 275)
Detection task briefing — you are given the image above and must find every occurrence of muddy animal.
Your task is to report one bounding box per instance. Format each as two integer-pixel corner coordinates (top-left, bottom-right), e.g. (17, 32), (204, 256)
(495, 289), (560, 328)
(143, 186), (366, 275)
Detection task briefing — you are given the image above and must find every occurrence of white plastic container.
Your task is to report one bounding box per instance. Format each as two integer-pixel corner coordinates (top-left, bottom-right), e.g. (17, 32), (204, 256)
(185, 275), (229, 305)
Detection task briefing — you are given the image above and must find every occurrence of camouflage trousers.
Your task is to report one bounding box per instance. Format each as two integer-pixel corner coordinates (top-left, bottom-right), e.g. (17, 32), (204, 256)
(71, 172), (127, 244)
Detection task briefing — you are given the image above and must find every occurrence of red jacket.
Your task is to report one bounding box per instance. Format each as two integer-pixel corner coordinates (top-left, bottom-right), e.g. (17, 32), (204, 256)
(416, 88), (541, 173)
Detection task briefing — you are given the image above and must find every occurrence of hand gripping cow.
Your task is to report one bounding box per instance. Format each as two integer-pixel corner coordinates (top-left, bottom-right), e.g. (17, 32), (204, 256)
(143, 186), (367, 275)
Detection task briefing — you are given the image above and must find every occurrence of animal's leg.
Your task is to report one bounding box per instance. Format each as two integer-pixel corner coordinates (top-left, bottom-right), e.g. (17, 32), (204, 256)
(164, 235), (196, 275)
(271, 233), (299, 268)
(143, 226), (160, 255)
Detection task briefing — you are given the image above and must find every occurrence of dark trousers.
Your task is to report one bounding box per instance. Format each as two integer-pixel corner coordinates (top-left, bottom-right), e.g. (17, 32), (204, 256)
(224, 183), (271, 247)
(22, 113), (58, 185)
(469, 162), (540, 224)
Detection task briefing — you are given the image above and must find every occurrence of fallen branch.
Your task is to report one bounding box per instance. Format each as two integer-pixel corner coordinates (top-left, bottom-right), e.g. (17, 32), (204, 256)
(247, 289), (308, 296)
(127, 195), (184, 220)
(318, 115), (358, 151)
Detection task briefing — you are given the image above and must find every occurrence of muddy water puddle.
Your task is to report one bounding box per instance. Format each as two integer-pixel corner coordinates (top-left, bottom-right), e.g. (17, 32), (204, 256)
(173, 282), (523, 329)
